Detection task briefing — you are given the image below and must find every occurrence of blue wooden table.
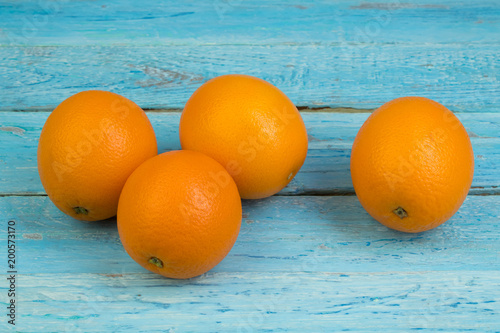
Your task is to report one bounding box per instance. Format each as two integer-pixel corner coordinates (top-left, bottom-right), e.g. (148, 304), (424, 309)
(1, 1), (499, 331)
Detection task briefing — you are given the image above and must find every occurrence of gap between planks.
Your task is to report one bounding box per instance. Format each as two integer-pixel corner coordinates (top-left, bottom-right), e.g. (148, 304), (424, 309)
(3, 106), (487, 114)
(0, 189), (498, 197)
(1, 106), (375, 113)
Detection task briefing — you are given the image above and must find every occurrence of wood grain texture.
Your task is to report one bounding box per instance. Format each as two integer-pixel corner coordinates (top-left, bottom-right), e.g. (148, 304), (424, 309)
(2, 195), (500, 275)
(11, 271), (500, 332)
(0, 0), (498, 111)
(1, 111), (499, 195)
(0, 44), (497, 112)
(1, 0), (498, 45)
(1, 195), (499, 331)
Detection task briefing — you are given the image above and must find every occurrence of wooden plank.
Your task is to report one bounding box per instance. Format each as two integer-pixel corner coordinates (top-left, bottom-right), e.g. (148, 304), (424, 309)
(1, 0), (498, 111)
(1, 111), (499, 195)
(1, 194), (499, 331)
(0, 44), (497, 111)
(2, 195), (500, 275)
(9, 271), (500, 332)
(1, 0), (498, 46)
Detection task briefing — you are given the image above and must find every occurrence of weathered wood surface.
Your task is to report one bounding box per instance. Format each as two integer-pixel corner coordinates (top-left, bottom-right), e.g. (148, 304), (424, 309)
(1, 195), (500, 331)
(2, 0), (499, 46)
(0, 0), (498, 111)
(16, 272), (500, 332)
(3, 195), (500, 274)
(0, 44), (497, 112)
(1, 111), (499, 195)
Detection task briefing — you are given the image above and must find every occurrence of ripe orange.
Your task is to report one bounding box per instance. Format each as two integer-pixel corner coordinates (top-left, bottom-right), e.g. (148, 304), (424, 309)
(117, 150), (242, 279)
(350, 97), (474, 233)
(179, 74), (308, 199)
(37, 90), (157, 221)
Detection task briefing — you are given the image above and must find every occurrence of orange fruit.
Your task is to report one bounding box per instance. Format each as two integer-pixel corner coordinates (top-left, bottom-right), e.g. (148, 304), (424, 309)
(350, 97), (474, 233)
(179, 74), (308, 199)
(37, 90), (157, 221)
(117, 150), (242, 279)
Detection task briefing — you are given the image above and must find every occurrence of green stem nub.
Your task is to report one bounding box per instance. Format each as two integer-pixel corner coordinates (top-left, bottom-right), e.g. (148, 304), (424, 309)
(393, 207), (408, 219)
(73, 206), (89, 215)
(148, 257), (164, 268)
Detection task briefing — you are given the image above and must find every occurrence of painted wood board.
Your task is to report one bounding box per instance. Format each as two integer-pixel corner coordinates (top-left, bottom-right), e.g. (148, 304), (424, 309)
(12, 271), (500, 332)
(1, 0), (498, 46)
(0, 44), (497, 111)
(2, 195), (500, 275)
(1, 195), (499, 331)
(1, 111), (499, 195)
(0, 0), (498, 111)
